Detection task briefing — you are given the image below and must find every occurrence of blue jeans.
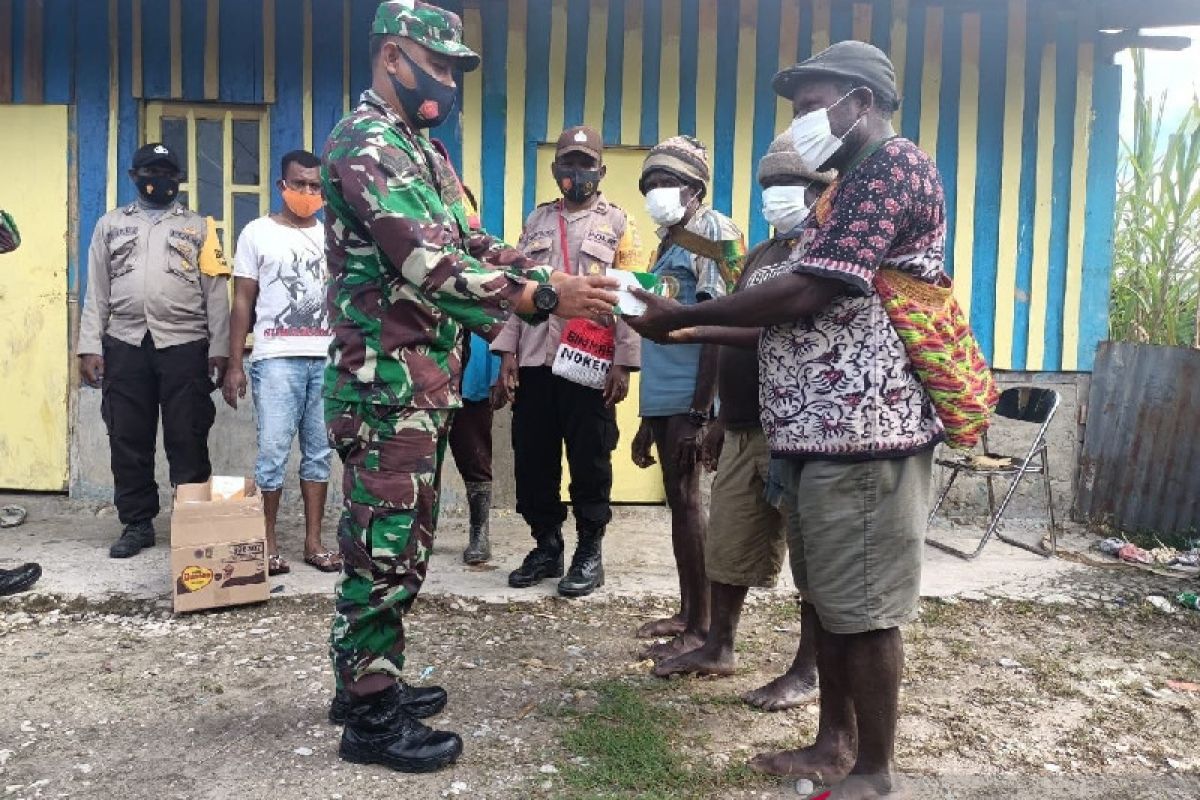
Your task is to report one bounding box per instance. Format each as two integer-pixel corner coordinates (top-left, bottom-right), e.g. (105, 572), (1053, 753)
(249, 357), (331, 491)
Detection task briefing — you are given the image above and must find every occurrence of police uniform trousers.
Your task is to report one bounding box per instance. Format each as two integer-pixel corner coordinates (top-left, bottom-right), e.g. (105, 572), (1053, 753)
(511, 366), (618, 536)
(101, 333), (215, 524)
(326, 399), (451, 686)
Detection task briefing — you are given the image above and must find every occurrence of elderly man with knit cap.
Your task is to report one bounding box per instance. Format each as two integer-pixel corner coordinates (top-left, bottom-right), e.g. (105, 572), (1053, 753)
(651, 133), (833, 716)
(628, 41), (945, 800)
(631, 135), (745, 663)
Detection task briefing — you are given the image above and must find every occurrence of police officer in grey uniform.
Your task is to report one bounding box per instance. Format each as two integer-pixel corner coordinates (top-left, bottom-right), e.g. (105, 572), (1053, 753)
(77, 143), (231, 559)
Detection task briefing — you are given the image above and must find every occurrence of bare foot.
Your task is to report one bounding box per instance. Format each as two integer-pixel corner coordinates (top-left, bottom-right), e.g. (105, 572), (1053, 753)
(638, 632), (706, 663)
(742, 671), (819, 711)
(748, 743), (854, 783)
(812, 774), (911, 800)
(636, 614), (686, 639)
(652, 644), (736, 678)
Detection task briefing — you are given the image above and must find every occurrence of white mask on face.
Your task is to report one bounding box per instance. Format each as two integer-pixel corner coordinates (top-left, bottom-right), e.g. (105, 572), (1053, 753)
(761, 184), (812, 235)
(645, 186), (688, 227)
(789, 88), (867, 172)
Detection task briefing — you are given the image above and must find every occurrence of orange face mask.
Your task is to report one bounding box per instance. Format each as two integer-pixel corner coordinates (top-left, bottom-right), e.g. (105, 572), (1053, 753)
(282, 187), (323, 219)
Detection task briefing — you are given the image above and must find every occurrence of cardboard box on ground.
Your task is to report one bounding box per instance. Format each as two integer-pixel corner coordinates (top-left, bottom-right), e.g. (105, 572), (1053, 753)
(171, 476), (268, 613)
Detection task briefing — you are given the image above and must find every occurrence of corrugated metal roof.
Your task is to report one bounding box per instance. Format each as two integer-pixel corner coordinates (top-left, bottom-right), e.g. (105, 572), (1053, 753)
(1077, 341), (1200, 537)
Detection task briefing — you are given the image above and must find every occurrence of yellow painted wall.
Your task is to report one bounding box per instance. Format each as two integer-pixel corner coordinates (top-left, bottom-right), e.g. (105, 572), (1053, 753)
(0, 105), (70, 490)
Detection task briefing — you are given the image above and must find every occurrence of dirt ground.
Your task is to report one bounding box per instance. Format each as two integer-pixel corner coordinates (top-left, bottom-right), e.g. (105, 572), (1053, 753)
(2, 562), (1199, 799)
(1, 497), (1199, 799)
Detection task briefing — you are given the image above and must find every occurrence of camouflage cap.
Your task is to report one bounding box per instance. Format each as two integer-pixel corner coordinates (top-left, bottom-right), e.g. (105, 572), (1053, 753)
(372, 0), (481, 72)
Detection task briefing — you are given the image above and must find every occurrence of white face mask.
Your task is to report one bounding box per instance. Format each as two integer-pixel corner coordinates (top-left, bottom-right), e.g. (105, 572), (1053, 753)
(761, 184), (811, 235)
(645, 186), (688, 227)
(789, 88), (866, 172)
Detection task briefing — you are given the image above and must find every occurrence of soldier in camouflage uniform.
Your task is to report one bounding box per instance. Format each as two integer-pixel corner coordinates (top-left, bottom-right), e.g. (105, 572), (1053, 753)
(321, 0), (618, 774)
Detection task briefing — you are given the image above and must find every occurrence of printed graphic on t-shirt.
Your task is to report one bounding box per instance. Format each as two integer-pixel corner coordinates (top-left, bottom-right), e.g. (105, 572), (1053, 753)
(233, 217), (333, 361)
(260, 250), (328, 338)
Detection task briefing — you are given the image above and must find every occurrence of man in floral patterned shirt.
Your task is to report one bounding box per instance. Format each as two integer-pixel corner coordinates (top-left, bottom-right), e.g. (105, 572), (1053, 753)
(629, 41), (942, 800)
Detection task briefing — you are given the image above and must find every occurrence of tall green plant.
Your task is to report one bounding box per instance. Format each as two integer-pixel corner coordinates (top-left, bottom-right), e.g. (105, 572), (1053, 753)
(1109, 49), (1200, 347)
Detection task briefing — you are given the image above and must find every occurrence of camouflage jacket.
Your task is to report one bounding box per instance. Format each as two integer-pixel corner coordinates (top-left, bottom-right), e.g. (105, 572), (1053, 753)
(322, 89), (550, 409)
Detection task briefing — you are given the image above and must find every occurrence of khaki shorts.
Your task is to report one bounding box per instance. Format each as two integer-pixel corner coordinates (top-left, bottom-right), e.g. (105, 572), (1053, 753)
(776, 451), (934, 634)
(705, 428), (786, 588)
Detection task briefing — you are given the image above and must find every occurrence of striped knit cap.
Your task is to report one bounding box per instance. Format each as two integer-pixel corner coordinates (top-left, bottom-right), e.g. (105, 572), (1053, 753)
(639, 135), (711, 194)
(756, 132), (837, 187)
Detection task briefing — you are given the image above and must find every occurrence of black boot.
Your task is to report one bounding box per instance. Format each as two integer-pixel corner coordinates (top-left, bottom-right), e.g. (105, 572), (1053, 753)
(461, 482), (492, 565)
(329, 680), (448, 725)
(558, 528), (605, 597)
(0, 563), (41, 597)
(109, 520), (156, 559)
(339, 684), (463, 773)
(507, 528), (564, 588)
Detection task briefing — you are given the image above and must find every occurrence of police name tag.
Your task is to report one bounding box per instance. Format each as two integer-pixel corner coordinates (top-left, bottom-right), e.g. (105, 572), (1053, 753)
(552, 319), (616, 390)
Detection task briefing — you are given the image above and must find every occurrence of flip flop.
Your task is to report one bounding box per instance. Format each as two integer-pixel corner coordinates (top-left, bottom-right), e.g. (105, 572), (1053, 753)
(304, 550), (343, 573)
(268, 554), (291, 576)
(0, 505), (27, 528)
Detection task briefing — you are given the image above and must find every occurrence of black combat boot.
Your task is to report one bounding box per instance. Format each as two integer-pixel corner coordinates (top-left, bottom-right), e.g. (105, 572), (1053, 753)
(339, 683), (463, 773)
(557, 528), (605, 597)
(109, 520), (156, 558)
(0, 563), (41, 597)
(329, 680), (449, 725)
(461, 482), (492, 565)
(507, 527), (564, 588)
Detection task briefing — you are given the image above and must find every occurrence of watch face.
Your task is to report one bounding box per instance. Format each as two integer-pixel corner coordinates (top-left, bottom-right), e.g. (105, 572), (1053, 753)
(534, 284), (558, 312)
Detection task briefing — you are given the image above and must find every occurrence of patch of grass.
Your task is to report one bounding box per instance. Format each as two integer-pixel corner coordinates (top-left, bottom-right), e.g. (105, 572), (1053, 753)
(917, 599), (970, 627)
(712, 762), (778, 792)
(559, 680), (695, 799)
(556, 679), (779, 799)
(1026, 655), (1083, 699)
(760, 597), (803, 626)
(945, 636), (976, 661)
(688, 691), (748, 708)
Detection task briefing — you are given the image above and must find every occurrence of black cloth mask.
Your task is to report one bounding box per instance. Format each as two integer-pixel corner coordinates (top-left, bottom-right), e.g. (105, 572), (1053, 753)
(136, 175), (180, 206)
(390, 46), (457, 129)
(552, 164), (602, 204)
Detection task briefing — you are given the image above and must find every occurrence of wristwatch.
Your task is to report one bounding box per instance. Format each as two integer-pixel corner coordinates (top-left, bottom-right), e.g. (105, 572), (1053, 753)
(686, 407), (709, 426)
(532, 282), (559, 321)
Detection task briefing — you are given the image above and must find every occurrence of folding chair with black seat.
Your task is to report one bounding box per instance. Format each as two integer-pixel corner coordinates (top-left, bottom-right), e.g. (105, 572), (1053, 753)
(926, 387), (1060, 560)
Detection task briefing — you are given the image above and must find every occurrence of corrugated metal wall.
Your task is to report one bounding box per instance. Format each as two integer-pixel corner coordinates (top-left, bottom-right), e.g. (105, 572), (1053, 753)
(0, 0), (1123, 372)
(1077, 342), (1200, 538)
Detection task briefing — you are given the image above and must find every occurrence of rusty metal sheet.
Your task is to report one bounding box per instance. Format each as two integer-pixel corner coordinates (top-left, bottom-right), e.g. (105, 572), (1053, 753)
(1076, 341), (1200, 537)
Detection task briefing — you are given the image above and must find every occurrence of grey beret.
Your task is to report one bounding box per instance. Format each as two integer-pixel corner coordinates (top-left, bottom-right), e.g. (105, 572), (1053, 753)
(772, 40), (899, 109)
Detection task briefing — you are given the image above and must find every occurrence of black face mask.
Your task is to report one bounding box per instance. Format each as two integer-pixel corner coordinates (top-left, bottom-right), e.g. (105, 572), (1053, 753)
(552, 164), (602, 204)
(390, 46), (457, 129)
(136, 175), (180, 206)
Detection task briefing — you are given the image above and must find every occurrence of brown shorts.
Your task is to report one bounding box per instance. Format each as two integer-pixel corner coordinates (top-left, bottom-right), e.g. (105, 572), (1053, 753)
(704, 427), (786, 588)
(775, 451), (934, 634)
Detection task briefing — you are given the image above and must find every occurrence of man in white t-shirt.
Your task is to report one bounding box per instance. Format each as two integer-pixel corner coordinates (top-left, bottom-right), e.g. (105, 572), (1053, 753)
(222, 150), (337, 576)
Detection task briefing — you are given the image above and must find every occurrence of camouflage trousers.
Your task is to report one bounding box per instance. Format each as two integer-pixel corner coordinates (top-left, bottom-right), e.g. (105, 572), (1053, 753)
(326, 399), (451, 687)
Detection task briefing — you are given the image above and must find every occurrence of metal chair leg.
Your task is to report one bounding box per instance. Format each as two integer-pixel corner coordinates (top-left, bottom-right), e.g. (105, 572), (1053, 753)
(926, 466), (959, 526)
(1041, 449), (1056, 555)
(995, 454), (1054, 559)
(986, 476), (997, 521)
(925, 467), (988, 561)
